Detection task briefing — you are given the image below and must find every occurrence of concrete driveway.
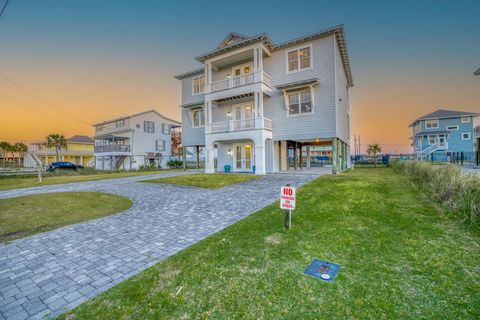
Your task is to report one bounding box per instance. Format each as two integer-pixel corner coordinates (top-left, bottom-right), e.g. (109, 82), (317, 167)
(0, 170), (325, 319)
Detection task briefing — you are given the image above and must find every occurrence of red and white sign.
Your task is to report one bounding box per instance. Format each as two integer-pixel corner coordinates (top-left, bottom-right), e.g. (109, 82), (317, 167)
(280, 186), (296, 210)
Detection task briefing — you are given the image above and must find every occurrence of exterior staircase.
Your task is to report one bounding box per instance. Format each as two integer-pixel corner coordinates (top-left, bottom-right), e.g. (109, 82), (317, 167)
(114, 156), (127, 169)
(415, 143), (439, 160)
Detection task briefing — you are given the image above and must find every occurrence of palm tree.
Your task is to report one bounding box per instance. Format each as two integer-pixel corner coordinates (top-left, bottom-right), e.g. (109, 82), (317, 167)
(46, 134), (67, 162)
(367, 143), (382, 167)
(14, 142), (28, 165)
(0, 141), (11, 167)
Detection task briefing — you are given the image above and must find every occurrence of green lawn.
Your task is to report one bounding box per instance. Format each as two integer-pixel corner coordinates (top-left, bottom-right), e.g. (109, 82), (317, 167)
(60, 169), (480, 319)
(143, 173), (260, 189)
(0, 192), (132, 243)
(0, 170), (169, 191)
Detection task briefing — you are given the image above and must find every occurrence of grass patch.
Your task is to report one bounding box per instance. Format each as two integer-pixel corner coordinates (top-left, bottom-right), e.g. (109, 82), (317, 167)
(0, 170), (170, 191)
(143, 173), (260, 189)
(0, 192), (132, 243)
(60, 169), (480, 319)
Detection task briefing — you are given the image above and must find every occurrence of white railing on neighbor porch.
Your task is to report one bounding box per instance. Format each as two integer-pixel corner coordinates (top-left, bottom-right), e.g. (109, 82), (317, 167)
(206, 117), (272, 134)
(209, 70), (272, 93)
(416, 143), (438, 159)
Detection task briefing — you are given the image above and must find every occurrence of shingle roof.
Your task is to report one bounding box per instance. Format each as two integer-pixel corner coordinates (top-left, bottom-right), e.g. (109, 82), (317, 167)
(174, 68), (204, 80)
(92, 109), (180, 126)
(67, 135), (94, 144)
(414, 130), (451, 136)
(415, 109), (480, 121)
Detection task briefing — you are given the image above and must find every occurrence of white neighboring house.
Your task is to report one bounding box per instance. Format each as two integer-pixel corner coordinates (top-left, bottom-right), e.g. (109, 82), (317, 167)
(175, 25), (353, 175)
(93, 110), (181, 170)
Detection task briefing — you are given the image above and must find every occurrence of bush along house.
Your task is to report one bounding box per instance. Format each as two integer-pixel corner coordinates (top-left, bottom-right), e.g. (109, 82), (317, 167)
(175, 25), (353, 175)
(93, 110), (181, 170)
(410, 109), (480, 164)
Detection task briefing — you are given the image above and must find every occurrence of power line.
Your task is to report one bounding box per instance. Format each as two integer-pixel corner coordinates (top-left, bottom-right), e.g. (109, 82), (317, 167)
(0, 0), (10, 19)
(0, 90), (81, 133)
(0, 72), (92, 127)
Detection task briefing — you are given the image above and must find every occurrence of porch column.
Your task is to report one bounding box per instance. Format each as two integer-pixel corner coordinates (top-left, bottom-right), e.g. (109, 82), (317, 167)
(253, 48), (258, 71)
(332, 138), (338, 174)
(299, 144), (303, 170)
(204, 63), (211, 94)
(258, 92), (264, 117)
(281, 141), (287, 171)
(258, 47), (263, 70)
(182, 146), (187, 170)
(196, 146), (200, 169)
(255, 143), (266, 175)
(80, 155), (83, 166)
(293, 142), (297, 170)
(306, 146), (311, 168)
(253, 92), (259, 118)
(102, 156), (105, 170)
(205, 146), (215, 174)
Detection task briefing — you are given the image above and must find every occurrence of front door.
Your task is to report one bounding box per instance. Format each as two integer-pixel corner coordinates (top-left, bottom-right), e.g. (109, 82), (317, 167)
(233, 103), (253, 130)
(233, 63), (252, 86)
(234, 143), (253, 171)
(438, 135), (446, 148)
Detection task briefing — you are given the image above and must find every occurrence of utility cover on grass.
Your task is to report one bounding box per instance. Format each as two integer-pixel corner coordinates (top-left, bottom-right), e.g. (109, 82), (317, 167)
(304, 259), (340, 283)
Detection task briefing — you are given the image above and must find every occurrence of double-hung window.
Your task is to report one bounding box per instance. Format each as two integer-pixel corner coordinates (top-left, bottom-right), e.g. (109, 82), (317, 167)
(462, 132), (471, 140)
(428, 135), (436, 145)
(144, 121), (155, 133)
(425, 120), (438, 129)
(192, 108), (205, 127)
(115, 120), (125, 128)
(287, 46), (311, 73)
(461, 116), (470, 123)
(288, 90), (312, 115)
(162, 124), (171, 134)
(192, 76), (205, 95)
(156, 140), (165, 151)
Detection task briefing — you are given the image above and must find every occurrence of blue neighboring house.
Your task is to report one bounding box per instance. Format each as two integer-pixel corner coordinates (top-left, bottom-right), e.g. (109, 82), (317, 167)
(410, 109), (480, 162)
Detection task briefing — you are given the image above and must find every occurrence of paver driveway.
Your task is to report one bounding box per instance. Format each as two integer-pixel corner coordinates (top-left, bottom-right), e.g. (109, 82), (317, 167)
(0, 170), (325, 319)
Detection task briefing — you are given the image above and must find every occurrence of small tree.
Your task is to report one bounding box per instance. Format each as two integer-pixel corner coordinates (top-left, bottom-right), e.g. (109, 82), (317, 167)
(46, 134), (67, 162)
(367, 143), (382, 167)
(14, 142), (28, 165)
(0, 141), (11, 167)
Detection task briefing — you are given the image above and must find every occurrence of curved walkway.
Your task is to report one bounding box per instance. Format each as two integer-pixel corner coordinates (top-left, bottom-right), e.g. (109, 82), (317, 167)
(0, 170), (325, 319)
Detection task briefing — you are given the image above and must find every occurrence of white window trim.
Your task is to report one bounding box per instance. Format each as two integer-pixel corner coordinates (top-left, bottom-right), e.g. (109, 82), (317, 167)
(162, 123), (171, 135)
(462, 132), (471, 140)
(192, 76), (205, 96)
(428, 135), (437, 145)
(446, 125), (459, 130)
(425, 119), (439, 129)
(461, 116), (471, 123)
(285, 44), (313, 74)
(286, 89), (314, 117)
(190, 107), (205, 128)
(144, 121), (155, 133)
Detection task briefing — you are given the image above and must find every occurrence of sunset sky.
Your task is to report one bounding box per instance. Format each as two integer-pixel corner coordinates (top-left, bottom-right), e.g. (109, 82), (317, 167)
(0, 0), (479, 152)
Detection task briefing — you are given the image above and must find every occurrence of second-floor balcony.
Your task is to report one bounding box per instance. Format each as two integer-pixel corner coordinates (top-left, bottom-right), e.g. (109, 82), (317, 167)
(206, 117), (272, 134)
(209, 70), (271, 94)
(94, 145), (131, 153)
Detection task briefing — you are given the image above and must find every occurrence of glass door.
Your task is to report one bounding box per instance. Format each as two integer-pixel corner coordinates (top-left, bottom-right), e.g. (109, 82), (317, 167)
(233, 143), (253, 171)
(233, 103), (253, 130)
(233, 64), (252, 86)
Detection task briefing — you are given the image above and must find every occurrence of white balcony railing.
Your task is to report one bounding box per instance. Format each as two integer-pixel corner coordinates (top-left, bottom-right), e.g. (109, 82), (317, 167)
(206, 117), (272, 134)
(209, 70), (272, 93)
(94, 145), (131, 153)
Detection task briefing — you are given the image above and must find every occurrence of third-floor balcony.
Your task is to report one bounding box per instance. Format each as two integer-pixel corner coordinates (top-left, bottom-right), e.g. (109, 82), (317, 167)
(209, 70), (271, 93)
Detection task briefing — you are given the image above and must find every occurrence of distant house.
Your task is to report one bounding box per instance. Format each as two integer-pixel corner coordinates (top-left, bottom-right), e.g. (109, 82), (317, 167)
(25, 135), (94, 167)
(410, 109), (480, 162)
(93, 110), (181, 170)
(175, 25), (353, 174)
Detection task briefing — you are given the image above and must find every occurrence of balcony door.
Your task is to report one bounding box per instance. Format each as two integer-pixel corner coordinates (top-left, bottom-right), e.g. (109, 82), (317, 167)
(233, 103), (253, 130)
(232, 63), (252, 86)
(233, 143), (253, 172)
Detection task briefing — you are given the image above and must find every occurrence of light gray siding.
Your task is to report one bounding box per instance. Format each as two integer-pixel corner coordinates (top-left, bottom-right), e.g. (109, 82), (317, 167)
(181, 74), (205, 106)
(181, 107), (205, 146)
(263, 36), (337, 141)
(334, 37), (350, 144)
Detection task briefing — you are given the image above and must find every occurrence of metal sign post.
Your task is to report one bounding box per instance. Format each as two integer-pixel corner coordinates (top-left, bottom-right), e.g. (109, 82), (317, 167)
(280, 184), (296, 230)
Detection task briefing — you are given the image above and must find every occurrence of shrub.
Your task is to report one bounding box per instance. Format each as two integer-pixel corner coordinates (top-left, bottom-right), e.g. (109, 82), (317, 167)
(390, 160), (480, 224)
(138, 164), (159, 171)
(167, 159), (183, 169)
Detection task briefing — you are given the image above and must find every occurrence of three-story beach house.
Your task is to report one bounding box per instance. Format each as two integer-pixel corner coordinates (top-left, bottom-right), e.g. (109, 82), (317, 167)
(93, 110), (181, 170)
(175, 25), (353, 174)
(411, 109), (480, 163)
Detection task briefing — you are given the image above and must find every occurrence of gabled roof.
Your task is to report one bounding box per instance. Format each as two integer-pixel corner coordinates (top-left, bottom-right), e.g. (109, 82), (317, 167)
(67, 135), (94, 144)
(216, 32), (250, 50)
(92, 109), (180, 126)
(191, 25), (353, 87)
(410, 109), (480, 126)
(474, 68), (480, 76)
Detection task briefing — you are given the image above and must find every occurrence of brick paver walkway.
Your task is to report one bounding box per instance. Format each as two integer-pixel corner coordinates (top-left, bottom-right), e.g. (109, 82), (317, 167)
(0, 170), (326, 319)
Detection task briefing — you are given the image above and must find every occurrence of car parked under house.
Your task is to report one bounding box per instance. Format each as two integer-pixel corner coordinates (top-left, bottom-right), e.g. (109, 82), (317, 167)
(93, 110), (181, 170)
(410, 109), (480, 163)
(175, 25), (353, 174)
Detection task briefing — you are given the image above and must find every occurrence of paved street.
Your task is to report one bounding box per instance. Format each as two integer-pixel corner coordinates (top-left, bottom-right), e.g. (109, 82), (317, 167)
(0, 170), (326, 319)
